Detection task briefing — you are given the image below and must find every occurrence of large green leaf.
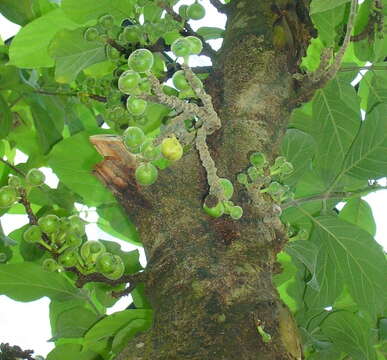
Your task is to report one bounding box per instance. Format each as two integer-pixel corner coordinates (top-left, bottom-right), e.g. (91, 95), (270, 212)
(339, 198), (376, 236)
(112, 318), (151, 354)
(9, 8), (78, 68)
(83, 309), (152, 354)
(49, 299), (96, 336)
(311, 5), (346, 46)
(0, 262), (83, 302)
(285, 240), (319, 290)
(358, 69), (387, 113)
(97, 203), (141, 246)
(61, 0), (135, 24)
(47, 344), (101, 360)
(48, 131), (115, 206)
(0, 0), (56, 26)
(0, 95), (12, 139)
(311, 216), (386, 317)
(342, 104), (387, 180)
(281, 129), (317, 186)
(53, 307), (100, 339)
(304, 235), (344, 310)
(29, 101), (63, 154)
(311, 79), (361, 183)
(49, 27), (106, 83)
(310, 0), (350, 14)
(322, 311), (377, 360)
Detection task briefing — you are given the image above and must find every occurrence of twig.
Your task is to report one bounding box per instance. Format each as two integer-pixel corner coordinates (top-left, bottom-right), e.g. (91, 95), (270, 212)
(73, 269), (146, 297)
(281, 185), (387, 210)
(18, 188), (38, 225)
(351, 0), (383, 41)
(0, 158), (25, 177)
(209, 0), (228, 13)
(35, 89), (77, 97)
(318, 0), (358, 83)
(340, 65), (387, 72)
(294, 0), (359, 104)
(147, 73), (201, 114)
(111, 281), (138, 298)
(106, 38), (128, 55)
(35, 89), (107, 103)
(156, 111), (196, 145)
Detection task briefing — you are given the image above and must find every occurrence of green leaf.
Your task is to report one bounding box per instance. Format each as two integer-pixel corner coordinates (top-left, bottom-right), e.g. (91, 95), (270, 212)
(49, 299), (93, 336)
(49, 27), (106, 83)
(358, 69), (387, 113)
(47, 344), (101, 360)
(29, 101), (63, 154)
(0, 65), (22, 90)
(196, 27), (225, 40)
(97, 203), (140, 246)
(0, 262), (83, 302)
(311, 216), (386, 317)
(9, 9), (78, 68)
(379, 318), (387, 341)
(322, 311), (377, 360)
(131, 283), (152, 309)
(273, 252), (304, 313)
(304, 234), (344, 310)
(53, 307), (100, 339)
(311, 5), (346, 46)
(0, 0), (56, 26)
(281, 129), (317, 186)
(112, 318), (151, 354)
(143, 2), (163, 23)
(48, 131), (115, 206)
(310, 78), (361, 183)
(285, 240), (319, 290)
(61, 0), (135, 24)
(301, 37), (325, 72)
(339, 198), (376, 236)
(83, 309), (152, 354)
(310, 0), (350, 14)
(342, 104), (387, 180)
(0, 95), (12, 139)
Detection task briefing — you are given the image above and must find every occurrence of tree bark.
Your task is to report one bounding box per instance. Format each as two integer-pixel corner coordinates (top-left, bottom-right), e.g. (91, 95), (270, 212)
(91, 0), (316, 359)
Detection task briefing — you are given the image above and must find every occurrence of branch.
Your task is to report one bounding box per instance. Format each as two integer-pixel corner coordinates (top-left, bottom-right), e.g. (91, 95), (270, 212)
(72, 268), (146, 298)
(0, 158), (25, 177)
(317, 0), (358, 83)
(35, 89), (107, 103)
(350, 0), (383, 42)
(340, 65), (387, 72)
(209, 0), (228, 13)
(18, 188), (38, 225)
(281, 185), (387, 210)
(146, 73), (201, 114)
(294, 0), (358, 103)
(106, 38), (129, 55)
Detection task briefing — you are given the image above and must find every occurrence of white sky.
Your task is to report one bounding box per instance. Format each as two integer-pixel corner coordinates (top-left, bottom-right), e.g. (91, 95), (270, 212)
(0, 2), (386, 356)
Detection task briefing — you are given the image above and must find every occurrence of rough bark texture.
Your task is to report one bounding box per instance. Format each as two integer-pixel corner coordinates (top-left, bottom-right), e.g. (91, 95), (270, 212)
(91, 0), (316, 359)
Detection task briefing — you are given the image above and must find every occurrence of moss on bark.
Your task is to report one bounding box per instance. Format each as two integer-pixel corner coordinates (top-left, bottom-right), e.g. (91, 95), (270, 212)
(91, 0), (316, 359)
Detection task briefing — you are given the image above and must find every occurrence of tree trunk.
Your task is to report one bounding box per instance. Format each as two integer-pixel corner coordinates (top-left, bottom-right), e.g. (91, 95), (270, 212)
(92, 0), (315, 359)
